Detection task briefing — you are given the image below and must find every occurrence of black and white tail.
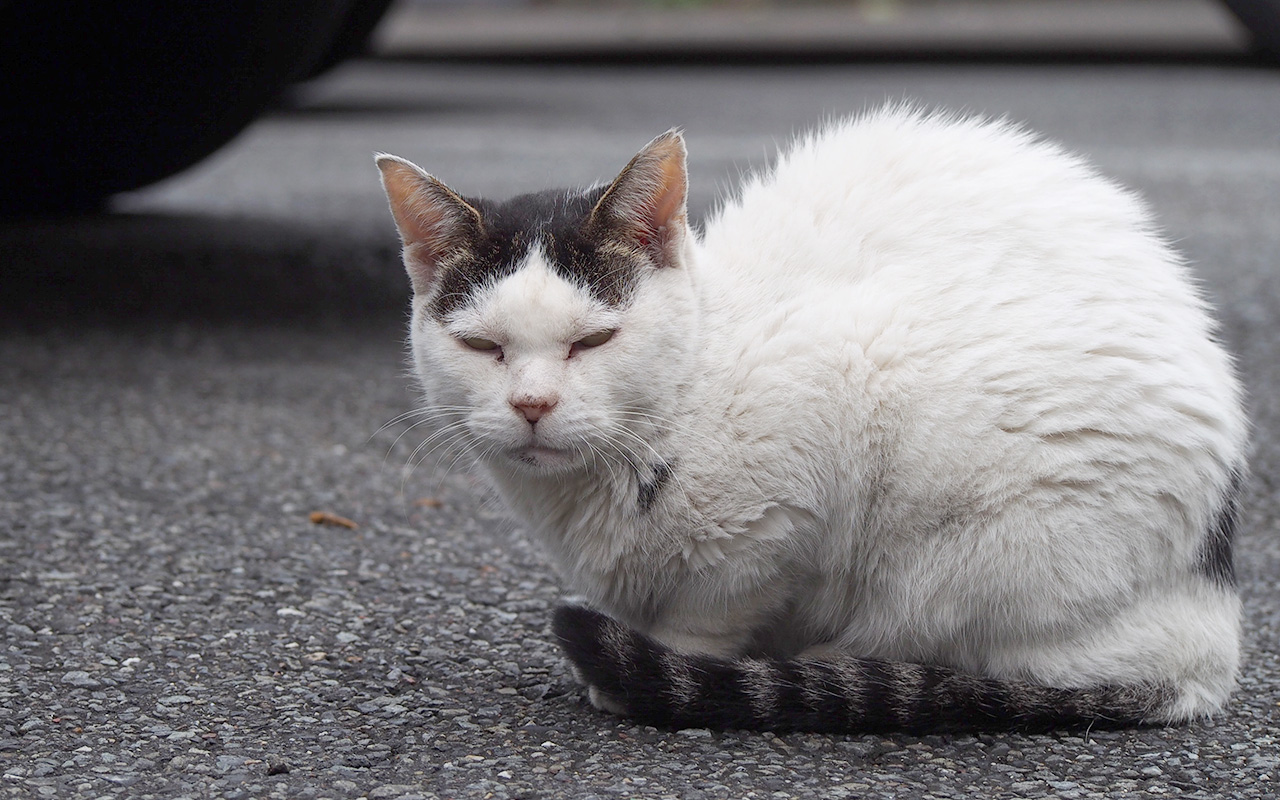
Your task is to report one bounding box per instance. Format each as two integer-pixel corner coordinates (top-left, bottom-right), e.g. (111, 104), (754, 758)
(552, 605), (1171, 733)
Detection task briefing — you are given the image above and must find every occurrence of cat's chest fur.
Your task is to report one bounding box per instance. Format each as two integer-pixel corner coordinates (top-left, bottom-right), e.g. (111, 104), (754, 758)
(486, 372), (837, 628)
(485, 283), (912, 650)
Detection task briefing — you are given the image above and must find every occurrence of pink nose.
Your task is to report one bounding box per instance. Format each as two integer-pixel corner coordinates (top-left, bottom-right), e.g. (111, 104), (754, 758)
(512, 400), (556, 423)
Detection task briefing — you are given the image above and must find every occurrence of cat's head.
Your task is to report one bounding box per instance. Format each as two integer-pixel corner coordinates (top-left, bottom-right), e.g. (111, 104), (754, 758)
(376, 132), (697, 476)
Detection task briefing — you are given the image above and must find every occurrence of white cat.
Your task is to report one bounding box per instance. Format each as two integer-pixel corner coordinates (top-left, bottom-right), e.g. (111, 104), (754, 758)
(376, 107), (1247, 732)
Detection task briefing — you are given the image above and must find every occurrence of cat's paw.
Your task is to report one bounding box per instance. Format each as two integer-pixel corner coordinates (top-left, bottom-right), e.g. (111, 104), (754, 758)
(564, 656), (590, 687)
(552, 603), (635, 717)
(587, 685), (630, 716)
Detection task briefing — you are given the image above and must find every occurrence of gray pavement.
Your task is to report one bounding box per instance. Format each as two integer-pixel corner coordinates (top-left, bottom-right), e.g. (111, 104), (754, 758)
(4, 51), (1280, 800)
(375, 0), (1254, 60)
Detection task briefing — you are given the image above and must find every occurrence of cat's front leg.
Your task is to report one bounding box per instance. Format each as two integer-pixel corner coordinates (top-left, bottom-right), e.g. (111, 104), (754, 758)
(587, 685), (629, 716)
(557, 588), (782, 718)
(554, 596), (795, 724)
(562, 655), (629, 715)
(560, 613), (756, 715)
(555, 603), (723, 719)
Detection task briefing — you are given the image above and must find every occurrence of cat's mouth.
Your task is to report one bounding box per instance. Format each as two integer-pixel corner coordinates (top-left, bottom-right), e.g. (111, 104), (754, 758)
(511, 444), (576, 470)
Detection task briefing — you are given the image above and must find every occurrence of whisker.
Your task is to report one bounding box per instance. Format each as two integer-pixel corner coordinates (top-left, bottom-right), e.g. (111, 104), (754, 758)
(614, 408), (719, 448)
(370, 404), (473, 441)
(389, 412), (469, 467)
(382, 414), (457, 466)
(399, 425), (472, 497)
(595, 430), (644, 475)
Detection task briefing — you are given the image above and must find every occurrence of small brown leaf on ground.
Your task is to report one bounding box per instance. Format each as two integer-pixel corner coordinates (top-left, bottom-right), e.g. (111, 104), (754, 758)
(414, 497), (444, 508)
(308, 511), (358, 529)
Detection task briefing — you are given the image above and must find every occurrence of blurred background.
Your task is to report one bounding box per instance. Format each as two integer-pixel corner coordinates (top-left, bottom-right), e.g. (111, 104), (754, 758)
(377, 0), (1265, 61)
(1, 0), (1275, 218)
(3, 0), (1276, 320)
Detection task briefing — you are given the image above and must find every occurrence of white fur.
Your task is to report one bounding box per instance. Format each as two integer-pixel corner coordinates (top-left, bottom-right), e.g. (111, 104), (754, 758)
(408, 108), (1247, 721)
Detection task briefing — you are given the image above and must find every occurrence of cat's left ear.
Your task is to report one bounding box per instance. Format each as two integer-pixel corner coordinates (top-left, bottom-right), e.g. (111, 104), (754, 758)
(589, 130), (689, 268)
(376, 153), (483, 295)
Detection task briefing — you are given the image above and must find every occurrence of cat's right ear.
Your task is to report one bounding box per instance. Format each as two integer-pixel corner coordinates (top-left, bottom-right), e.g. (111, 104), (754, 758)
(375, 154), (482, 295)
(589, 130), (689, 269)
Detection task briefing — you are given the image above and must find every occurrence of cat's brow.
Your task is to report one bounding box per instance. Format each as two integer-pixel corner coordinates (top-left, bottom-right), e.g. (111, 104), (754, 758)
(427, 185), (641, 319)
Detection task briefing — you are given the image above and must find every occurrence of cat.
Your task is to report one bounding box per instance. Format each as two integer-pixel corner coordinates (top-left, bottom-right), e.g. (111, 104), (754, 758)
(375, 106), (1247, 733)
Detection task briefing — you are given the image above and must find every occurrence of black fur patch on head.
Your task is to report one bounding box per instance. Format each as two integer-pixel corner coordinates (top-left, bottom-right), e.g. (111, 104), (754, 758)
(1198, 468), (1244, 586)
(426, 186), (645, 319)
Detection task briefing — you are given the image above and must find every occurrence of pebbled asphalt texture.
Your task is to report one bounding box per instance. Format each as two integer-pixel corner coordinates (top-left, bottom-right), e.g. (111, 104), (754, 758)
(3, 57), (1280, 799)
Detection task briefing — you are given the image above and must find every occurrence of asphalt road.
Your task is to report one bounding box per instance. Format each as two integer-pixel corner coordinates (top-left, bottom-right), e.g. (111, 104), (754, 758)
(3, 59), (1280, 799)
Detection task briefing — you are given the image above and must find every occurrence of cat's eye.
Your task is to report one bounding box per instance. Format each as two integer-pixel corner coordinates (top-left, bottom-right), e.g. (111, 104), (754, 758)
(461, 336), (500, 352)
(575, 329), (616, 349)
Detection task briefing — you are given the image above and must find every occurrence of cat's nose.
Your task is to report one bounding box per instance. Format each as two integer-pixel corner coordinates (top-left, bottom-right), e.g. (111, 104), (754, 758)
(512, 399), (556, 424)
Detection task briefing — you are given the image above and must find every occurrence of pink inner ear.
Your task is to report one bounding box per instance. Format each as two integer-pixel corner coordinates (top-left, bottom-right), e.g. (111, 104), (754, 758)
(381, 163), (449, 251)
(400, 194), (455, 251)
(647, 152), (687, 234)
(378, 156), (481, 292)
(392, 185), (457, 290)
(635, 175), (684, 263)
(593, 132), (688, 265)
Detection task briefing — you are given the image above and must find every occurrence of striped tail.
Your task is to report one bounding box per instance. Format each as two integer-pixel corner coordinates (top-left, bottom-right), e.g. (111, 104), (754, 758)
(552, 604), (1171, 733)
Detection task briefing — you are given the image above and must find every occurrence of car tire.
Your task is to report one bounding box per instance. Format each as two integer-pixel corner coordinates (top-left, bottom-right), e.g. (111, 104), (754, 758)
(1222, 0), (1280, 58)
(0, 1), (380, 215)
(307, 0), (397, 80)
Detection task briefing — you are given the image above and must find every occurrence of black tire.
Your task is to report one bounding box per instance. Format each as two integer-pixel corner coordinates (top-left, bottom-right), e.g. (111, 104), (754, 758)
(1222, 0), (1280, 58)
(307, 0), (398, 80)
(0, 2), (363, 215)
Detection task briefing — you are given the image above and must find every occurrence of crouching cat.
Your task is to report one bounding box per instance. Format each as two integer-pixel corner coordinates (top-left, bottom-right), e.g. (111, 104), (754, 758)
(376, 107), (1247, 733)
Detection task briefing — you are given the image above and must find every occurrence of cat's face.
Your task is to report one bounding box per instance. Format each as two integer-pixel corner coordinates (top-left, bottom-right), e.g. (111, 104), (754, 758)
(378, 132), (695, 475)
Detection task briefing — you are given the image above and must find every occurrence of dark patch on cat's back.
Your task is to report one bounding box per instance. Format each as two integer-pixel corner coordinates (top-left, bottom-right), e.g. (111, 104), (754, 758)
(1197, 468), (1243, 586)
(427, 185), (642, 319)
